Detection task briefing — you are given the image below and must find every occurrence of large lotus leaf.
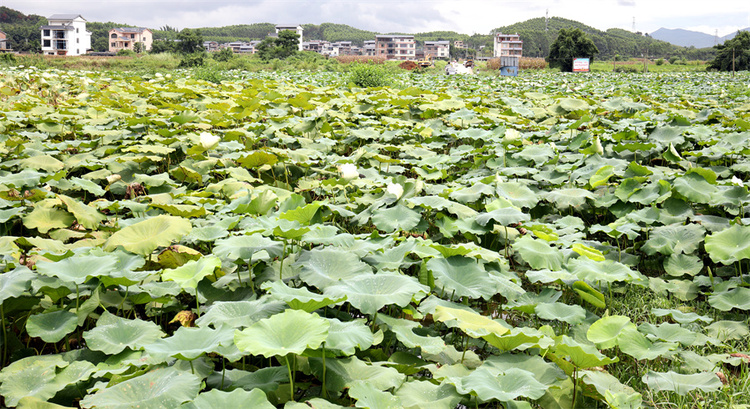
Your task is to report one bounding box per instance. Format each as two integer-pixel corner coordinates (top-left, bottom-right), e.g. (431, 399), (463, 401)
(309, 356), (406, 393)
(147, 325), (234, 360)
(324, 272), (428, 315)
(708, 287), (750, 311)
(181, 388), (275, 409)
(638, 322), (699, 347)
(704, 224), (750, 264)
(586, 315), (636, 349)
(377, 314), (446, 355)
(664, 253), (703, 277)
(26, 310), (78, 343)
(706, 320), (749, 342)
(83, 311), (166, 354)
(456, 367), (548, 402)
(324, 318), (377, 356)
(349, 381), (403, 409)
(651, 308), (712, 324)
(261, 280), (346, 312)
(483, 354), (567, 386)
(513, 235), (563, 270)
(394, 380), (462, 409)
(162, 256), (221, 289)
(371, 204), (422, 232)
(284, 399), (347, 409)
(58, 194), (106, 230)
(673, 173), (717, 204)
(427, 256), (502, 300)
(195, 298), (286, 329)
(16, 396), (76, 409)
(22, 206), (75, 233)
(36, 253), (119, 285)
(234, 309), (329, 357)
(567, 257), (645, 285)
(515, 144), (555, 166)
(296, 247), (372, 289)
(449, 182), (495, 203)
(641, 223), (705, 256)
(617, 329), (679, 360)
(104, 215), (192, 255)
(545, 188), (594, 209)
(0, 355), (64, 406)
(214, 233), (283, 262)
(642, 371), (722, 395)
(433, 305), (509, 338)
(553, 336), (618, 369)
(534, 302), (586, 325)
(406, 196), (478, 219)
(206, 367), (288, 393)
(496, 182), (539, 209)
(0, 168), (44, 188)
(0, 266), (35, 302)
(81, 367), (201, 409)
(483, 326), (555, 353)
(475, 207), (530, 227)
(580, 370), (642, 405)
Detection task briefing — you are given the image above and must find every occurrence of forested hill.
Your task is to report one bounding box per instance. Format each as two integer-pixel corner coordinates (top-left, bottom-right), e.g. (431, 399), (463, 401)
(494, 17), (715, 60)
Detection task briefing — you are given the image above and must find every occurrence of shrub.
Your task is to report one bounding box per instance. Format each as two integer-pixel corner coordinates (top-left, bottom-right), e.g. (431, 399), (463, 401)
(668, 56), (679, 64)
(614, 66), (639, 73)
(655, 58), (665, 66)
(348, 63), (391, 88)
(193, 66), (225, 83)
(0, 53), (17, 64)
(212, 47), (234, 62)
(116, 49), (135, 57)
(179, 52), (206, 68)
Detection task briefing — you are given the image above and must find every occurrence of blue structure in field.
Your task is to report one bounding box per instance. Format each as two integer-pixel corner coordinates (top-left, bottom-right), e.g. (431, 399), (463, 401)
(500, 56), (520, 77)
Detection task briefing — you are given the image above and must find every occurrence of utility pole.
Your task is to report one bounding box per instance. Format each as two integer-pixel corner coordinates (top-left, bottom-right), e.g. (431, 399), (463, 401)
(545, 9), (549, 32)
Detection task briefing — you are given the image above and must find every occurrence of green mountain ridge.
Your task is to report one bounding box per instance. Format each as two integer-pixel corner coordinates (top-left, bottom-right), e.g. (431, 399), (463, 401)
(1, 6), (715, 59)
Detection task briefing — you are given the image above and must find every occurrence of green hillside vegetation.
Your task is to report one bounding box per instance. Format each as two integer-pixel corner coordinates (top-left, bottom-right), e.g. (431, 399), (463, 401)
(178, 23), (276, 43)
(303, 23), (376, 45)
(494, 17), (716, 60)
(0, 6), (46, 52)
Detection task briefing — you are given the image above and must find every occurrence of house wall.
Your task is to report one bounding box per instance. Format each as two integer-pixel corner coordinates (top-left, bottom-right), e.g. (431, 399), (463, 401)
(108, 29), (153, 52)
(275, 25), (304, 51)
(41, 16), (91, 56)
(375, 36), (415, 60)
(493, 33), (523, 58)
(424, 41), (449, 59)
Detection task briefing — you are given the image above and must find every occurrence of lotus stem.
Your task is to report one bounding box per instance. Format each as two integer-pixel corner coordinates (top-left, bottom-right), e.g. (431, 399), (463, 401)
(322, 343), (328, 398)
(221, 358), (226, 389)
(195, 287), (201, 316)
(1, 303), (6, 367)
(285, 354), (294, 400)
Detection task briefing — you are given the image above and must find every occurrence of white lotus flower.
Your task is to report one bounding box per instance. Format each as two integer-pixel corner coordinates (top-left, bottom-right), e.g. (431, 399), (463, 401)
(593, 136), (603, 155)
(199, 132), (220, 150)
(338, 163), (358, 180)
(732, 176), (744, 187)
(387, 183), (404, 199)
(106, 174), (122, 184)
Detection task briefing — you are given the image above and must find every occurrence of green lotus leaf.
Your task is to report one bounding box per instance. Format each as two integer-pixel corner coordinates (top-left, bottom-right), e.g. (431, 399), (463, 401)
(394, 380), (463, 409)
(651, 308), (712, 324)
(638, 322), (699, 347)
(234, 309), (329, 357)
(104, 215), (192, 255)
(545, 188), (594, 209)
(22, 206), (75, 233)
(641, 223), (705, 256)
(456, 367), (548, 402)
(26, 310), (78, 343)
(309, 355), (405, 393)
(617, 328), (679, 360)
(663, 253), (703, 277)
(589, 165), (615, 188)
(553, 335), (618, 369)
(146, 325), (234, 361)
(433, 306), (509, 338)
(496, 182), (539, 209)
(284, 399), (347, 409)
(708, 287), (750, 311)
(483, 354), (567, 386)
(206, 366), (288, 393)
(279, 202), (321, 225)
(0, 355), (95, 407)
(81, 367), (201, 409)
(261, 280), (346, 312)
(534, 302), (586, 325)
(323, 318), (377, 356)
(0, 266), (35, 303)
(427, 256), (504, 300)
(449, 182), (495, 203)
(0, 168), (44, 188)
(36, 253), (119, 285)
(323, 272), (428, 315)
(181, 388), (275, 409)
(237, 151), (278, 168)
(704, 224), (750, 264)
(572, 280), (606, 309)
(407, 196), (478, 219)
(706, 320), (750, 342)
(214, 233), (283, 262)
(516, 144), (555, 166)
(377, 314), (446, 355)
(349, 381), (403, 409)
(673, 173), (717, 204)
(17, 396), (76, 409)
(150, 203), (206, 218)
(475, 207), (530, 227)
(83, 311), (166, 354)
(58, 194), (106, 230)
(162, 255), (221, 290)
(580, 370), (642, 405)
(513, 235), (563, 270)
(296, 247), (373, 289)
(195, 298), (286, 329)
(642, 371), (722, 395)
(484, 326), (555, 353)
(586, 315), (636, 349)
(371, 204), (422, 232)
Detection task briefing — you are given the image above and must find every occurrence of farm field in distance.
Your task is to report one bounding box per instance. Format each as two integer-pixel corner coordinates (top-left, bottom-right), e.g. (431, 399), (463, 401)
(0, 66), (749, 408)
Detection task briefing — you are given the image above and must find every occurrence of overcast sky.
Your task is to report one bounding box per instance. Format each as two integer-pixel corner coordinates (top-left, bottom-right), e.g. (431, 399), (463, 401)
(5, 0), (750, 37)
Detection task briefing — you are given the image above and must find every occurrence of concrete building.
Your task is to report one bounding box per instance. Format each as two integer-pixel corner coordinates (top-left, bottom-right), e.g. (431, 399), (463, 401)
(108, 27), (153, 53)
(0, 30), (9, 51)
(424, 40), (450, 59)
(41, 14), (91, 56)
(494, 33), (523, 58)
(363, 40), (376, 56)
(275, 24), (304, 51)
(375, 35), (415, 60)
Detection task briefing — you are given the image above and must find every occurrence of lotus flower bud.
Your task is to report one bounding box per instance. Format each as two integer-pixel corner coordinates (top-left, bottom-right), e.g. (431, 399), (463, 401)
(199, 132), (220, 150)
(387, 183), (404, 199)
(732, 176), (744, 187)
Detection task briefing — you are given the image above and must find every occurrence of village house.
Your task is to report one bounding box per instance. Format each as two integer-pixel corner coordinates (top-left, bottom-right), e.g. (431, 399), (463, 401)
(108, 27), (153, 52)
(203, 41), (219, 52)
(494, 32), (523, 58)
(362, 40), (376, 56)
(0, 30), (9, 51)
(375, 35), (415, 60)
(453, 40), (467, 49)
(40, 14), (91, 56)
(423, 40), (450, 59)
(275, 24), (304, 51)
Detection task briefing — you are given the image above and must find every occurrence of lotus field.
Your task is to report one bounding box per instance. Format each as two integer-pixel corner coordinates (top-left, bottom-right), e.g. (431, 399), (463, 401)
(1, 66), (750, 409)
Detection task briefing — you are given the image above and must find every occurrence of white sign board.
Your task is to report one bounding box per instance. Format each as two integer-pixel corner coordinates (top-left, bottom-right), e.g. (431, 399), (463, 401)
(573, 58), (590, 72)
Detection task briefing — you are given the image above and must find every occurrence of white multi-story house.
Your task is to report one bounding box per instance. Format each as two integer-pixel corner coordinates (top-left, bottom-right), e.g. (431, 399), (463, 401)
(494, 33), (523, 58)
(108, 27), (153, 52)
(41, 14), (91, 56)
(275, 24), (303, 51)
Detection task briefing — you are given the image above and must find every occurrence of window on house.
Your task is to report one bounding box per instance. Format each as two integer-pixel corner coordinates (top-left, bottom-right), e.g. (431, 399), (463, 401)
(44, 29), (50, 36)
(111, 42), (116, 47)
(131, 34), (135, 39)
(76, 28), (79, 33)
(111, 33), (117, 38)
(43, 40), (51, 47)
